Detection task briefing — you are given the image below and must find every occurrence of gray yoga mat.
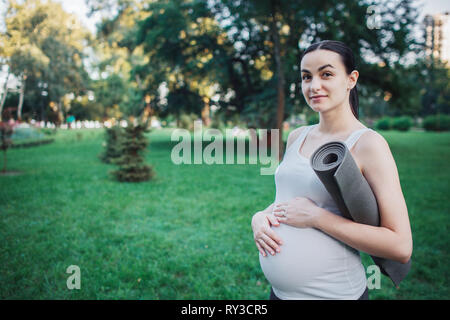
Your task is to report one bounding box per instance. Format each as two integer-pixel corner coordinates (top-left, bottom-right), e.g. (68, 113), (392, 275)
(310, 141), (411, 288)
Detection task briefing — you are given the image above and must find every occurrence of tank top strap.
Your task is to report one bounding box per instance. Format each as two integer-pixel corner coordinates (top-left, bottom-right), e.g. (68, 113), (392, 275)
(291, 124), (317, 150)
(345, 127), (373, 150)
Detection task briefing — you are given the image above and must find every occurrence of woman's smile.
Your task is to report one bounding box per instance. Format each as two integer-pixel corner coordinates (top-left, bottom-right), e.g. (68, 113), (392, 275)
(310, 95), (328, 103)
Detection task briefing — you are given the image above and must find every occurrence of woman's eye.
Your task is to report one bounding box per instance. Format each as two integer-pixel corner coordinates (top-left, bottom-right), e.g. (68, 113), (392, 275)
(302, 74), (311, 80)
(322, 72), (332, 77)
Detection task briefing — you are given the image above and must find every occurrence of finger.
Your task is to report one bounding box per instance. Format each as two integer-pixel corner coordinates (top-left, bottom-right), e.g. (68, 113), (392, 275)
(277, 216), (288, 225)
(273, 211), (286, 217)
(267, 214), (280, 226)
(275, 202), (288, 207)
(273, 204), (288, 212)
(257, 238), (277, 255)
(255, 241), (267, 257)
(261, 233), (281, 252)
(261, 233), (282, 253)
(264, 227), (284, 245)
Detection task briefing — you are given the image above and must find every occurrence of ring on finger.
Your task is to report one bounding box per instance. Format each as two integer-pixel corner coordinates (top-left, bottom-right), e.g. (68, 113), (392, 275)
(276, 208), (286, 217)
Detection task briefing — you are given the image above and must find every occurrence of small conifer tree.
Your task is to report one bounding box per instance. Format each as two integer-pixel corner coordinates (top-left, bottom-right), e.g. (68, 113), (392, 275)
(110, 120), (154, 182)
(99, 125), (123, 164)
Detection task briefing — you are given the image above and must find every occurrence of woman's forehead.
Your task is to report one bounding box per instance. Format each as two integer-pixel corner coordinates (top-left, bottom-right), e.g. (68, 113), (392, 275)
(301, 49), (343, 70)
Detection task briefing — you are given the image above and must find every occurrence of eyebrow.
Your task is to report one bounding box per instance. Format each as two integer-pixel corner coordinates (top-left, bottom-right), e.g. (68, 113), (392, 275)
(301, 64), (335, 73)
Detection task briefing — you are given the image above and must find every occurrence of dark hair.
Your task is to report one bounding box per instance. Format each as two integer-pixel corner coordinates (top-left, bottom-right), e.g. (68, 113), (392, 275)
(300, 40), (359, 119)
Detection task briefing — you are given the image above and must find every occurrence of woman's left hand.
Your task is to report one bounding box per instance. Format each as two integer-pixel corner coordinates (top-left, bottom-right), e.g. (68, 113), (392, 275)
(273, 197), (322, 229)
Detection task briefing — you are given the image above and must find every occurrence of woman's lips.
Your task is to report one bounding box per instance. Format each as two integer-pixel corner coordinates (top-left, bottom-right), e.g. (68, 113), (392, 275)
(311, 95), (327, 102)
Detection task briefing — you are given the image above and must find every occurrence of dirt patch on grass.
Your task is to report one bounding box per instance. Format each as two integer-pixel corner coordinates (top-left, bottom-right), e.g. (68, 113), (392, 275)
(0, 170), (24, 176)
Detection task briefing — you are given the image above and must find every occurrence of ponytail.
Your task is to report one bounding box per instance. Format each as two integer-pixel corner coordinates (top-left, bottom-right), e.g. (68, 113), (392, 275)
(349, 85), (359, 119)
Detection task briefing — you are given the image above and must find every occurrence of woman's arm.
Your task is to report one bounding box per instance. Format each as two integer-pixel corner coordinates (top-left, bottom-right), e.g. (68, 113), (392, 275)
(274, 131), (413, 263)
(250, 126), (307, 256)
(315, 131), (412, 263)
(313, 208), (410, 263)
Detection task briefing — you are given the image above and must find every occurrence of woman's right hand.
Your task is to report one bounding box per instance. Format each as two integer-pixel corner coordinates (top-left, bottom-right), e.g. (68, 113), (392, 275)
(251, 211), (283, 257)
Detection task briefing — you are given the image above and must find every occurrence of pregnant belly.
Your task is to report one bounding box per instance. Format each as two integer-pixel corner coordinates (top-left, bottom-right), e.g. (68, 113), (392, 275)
(259, 224), (351, 292)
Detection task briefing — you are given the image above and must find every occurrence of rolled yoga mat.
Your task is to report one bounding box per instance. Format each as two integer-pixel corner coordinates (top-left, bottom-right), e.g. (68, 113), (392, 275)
(310, 141), (411, 288)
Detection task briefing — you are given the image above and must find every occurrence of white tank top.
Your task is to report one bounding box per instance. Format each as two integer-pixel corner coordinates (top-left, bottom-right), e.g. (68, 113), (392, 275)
(259, 124), (374, 300)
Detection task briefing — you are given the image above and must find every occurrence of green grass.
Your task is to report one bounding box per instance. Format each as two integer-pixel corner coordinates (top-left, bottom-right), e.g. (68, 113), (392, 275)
(0, 128), (449, 299)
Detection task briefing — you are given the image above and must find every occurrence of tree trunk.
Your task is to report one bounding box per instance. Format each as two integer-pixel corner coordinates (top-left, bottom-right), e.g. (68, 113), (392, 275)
(270, 0), (285, 161)
(2, 150), (6, 173)
(57, 100), (64, 127)
(201, 97), (211, 127)
(17, 73), (26, 121)
(0, 71), (10, 122)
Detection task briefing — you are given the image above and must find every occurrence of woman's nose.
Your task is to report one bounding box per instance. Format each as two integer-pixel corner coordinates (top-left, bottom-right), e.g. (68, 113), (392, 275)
(310, 77), (322, 91)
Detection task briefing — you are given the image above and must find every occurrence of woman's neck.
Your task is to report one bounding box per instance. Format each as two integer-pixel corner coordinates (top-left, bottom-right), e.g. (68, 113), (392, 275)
(316, 103), (362, 136)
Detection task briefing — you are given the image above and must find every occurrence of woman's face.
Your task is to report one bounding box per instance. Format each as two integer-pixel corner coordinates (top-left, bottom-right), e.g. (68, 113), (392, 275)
(300, 49), (357, 113)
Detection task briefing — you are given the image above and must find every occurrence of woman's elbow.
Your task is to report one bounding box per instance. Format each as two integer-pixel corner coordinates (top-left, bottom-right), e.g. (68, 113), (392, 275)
(397, 238), (413, 264)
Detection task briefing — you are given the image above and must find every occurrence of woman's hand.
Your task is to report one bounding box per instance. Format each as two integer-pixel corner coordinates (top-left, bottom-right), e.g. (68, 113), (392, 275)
(273, 197), (322, 229)
(251, 211), (283, 257)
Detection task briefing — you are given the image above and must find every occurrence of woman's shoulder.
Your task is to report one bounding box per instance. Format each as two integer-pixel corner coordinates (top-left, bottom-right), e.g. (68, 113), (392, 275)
(354, 129), (393, 171)
(356, 128), (389, 152)
(286, 125), (308, 150)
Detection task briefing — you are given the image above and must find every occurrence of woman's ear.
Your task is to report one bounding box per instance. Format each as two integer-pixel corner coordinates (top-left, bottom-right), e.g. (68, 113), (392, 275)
(348, 70), (359, 90)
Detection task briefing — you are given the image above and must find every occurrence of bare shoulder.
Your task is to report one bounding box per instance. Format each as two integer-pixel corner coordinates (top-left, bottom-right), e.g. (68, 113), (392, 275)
(355, 129), (391, 157)
(354, 129), (412, 255)
(286, 126), (307, 150)
(354, 129), (397, 177)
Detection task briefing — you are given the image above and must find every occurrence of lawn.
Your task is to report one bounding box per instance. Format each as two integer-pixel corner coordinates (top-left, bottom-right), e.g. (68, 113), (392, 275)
(0, 127), (449, 299)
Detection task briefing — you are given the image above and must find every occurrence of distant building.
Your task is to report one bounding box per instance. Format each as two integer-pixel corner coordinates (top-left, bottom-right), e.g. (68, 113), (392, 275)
(424, 12), (450, 64)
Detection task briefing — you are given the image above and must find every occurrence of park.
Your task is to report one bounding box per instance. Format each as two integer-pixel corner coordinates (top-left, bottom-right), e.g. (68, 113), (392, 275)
(0, 0), (449, 301)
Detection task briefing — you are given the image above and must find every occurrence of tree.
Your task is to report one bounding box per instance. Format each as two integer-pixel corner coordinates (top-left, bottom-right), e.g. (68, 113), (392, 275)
(99, 124), (124, 164)
(0, 0), (91, 123)
(0, 121), (13, 173)
(110, 120), (154, 182)
(90, 0), (424, 131)
(86, 0), (153, 120)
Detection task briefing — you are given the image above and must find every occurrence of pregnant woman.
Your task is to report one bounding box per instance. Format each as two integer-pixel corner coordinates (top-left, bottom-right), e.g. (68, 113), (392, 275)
(251, 40), (413, 300)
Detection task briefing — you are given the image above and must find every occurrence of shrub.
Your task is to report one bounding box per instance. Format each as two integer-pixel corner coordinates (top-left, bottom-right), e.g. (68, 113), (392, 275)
(99, 125), (123, 164)
(11, 126), (46, 141)
(307, 113), (319, 125)
(178, 113), (198, 131)
(110, 120), (154, 182)
(422, 114), (450, 131)
(375, 117), (391, 130)
(391, 116), (413, 131)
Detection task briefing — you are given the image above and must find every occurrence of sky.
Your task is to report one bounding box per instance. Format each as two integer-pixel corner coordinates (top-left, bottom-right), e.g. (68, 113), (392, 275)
(51, 0), (450, 35)
(53, 0), (101, 34)
(1, 0), (450, 89)
(52, 0), (450, 32)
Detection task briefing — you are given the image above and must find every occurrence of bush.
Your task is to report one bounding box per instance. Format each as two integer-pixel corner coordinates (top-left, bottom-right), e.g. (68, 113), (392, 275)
(391, 116), (413, 131)
(39, 128), (56, 136)
(422, 114), (450, 131)
(375, 117), (391, 130)
(11, 126), (46, 142)
(110, 121), (154, 182)
(178, 113), (198, 131)
(210, 112), (226, 132)
(99, 125), (124, 164)
(306, 113), (319, 125)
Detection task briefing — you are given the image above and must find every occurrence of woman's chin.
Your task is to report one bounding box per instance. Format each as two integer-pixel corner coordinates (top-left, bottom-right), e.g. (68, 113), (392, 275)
(310, 104), (326, 112)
